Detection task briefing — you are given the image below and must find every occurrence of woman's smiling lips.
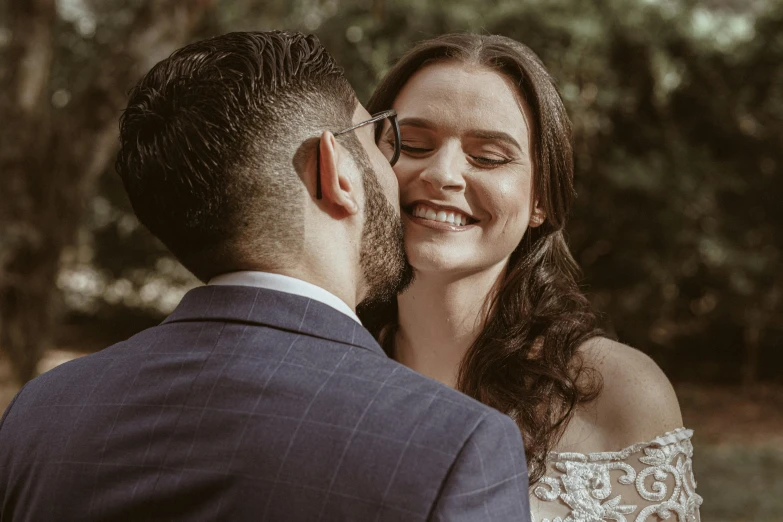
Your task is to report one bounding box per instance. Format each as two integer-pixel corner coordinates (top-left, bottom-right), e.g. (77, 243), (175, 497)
(403, 200), (479, 231)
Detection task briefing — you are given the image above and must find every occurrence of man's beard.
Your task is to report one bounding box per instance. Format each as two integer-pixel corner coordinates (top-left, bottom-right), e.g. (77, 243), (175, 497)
(355, 152), (414, 307)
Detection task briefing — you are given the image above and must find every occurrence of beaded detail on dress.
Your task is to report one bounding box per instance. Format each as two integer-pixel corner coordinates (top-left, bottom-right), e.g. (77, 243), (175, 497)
(531, 427), (703, 522)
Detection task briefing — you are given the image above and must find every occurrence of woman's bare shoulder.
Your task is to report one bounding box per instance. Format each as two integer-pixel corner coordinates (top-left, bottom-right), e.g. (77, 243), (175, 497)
(557, 337), (684, 453)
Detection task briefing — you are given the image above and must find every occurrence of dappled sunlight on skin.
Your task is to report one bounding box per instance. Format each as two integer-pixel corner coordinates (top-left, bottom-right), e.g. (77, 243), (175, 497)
(387, 62), (538, 277)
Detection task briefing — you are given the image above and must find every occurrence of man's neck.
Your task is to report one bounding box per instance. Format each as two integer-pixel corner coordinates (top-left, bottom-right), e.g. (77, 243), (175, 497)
(394, 262), (507, 388)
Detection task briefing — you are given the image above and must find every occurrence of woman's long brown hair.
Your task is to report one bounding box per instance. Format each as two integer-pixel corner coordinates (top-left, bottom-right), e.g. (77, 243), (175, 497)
(359, 33), (603, 484)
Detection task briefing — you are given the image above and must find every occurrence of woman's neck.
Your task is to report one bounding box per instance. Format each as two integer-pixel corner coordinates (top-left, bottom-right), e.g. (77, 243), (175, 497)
(394, 261), (507, 388)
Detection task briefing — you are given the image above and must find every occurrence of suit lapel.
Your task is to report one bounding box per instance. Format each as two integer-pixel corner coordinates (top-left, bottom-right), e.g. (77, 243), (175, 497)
(162, 285), (385, 357)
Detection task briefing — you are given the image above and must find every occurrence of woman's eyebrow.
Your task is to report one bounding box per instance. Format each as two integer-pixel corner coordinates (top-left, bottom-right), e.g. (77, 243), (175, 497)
(397, 117), (436, 130)
(466, 130), (522, 152)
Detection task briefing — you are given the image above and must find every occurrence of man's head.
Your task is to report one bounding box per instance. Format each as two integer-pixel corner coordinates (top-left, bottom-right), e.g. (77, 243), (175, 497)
(116, 31), (411, 304)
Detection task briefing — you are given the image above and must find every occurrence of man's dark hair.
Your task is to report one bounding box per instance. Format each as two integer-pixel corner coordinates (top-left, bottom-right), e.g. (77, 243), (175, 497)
(116, 31), (357, 282)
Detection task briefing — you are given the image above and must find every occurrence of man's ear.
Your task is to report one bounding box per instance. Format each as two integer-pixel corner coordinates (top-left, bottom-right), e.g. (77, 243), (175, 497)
(317, 130), (360, 217)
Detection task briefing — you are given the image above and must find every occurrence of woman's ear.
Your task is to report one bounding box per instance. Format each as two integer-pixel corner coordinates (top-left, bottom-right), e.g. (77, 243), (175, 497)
(318, 130), (360, 217)
(529, 202), (546, 228)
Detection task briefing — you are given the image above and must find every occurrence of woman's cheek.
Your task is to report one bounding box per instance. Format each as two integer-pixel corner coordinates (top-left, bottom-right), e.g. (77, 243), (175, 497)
(483, 180), (533, 240)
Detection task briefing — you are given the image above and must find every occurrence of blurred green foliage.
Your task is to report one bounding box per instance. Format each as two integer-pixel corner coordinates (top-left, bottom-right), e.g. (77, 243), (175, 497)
(695, 445), (783, 520)
(49, 0), (782, 383)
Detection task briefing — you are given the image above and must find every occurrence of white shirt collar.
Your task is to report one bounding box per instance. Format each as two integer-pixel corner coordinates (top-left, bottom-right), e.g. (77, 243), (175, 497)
(207, 271), (361, 324)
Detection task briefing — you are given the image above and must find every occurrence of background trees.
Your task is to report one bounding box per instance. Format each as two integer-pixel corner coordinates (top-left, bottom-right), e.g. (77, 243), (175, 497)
(0, 0), (215, 386)
(1, 0), (780, 388)
(2, 1), (781, 519)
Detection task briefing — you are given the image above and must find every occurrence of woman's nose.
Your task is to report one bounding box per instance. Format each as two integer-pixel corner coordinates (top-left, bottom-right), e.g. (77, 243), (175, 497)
(418, 145), (466, 193)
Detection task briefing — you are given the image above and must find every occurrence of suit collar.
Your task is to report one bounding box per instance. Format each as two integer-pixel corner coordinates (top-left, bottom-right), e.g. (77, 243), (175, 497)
(163, 285), (385, 357)
(207, 271), (361, 324)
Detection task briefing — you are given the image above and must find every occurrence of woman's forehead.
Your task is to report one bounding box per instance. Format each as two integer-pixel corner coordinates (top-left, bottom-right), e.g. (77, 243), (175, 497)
(394, 61), (530, 138)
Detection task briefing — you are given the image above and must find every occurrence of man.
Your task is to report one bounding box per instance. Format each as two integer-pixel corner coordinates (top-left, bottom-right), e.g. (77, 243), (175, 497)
(0, 31), (530, 521)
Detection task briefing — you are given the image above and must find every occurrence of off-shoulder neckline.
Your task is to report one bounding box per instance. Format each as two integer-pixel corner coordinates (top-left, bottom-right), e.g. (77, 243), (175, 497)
(547, 427), (694, 462)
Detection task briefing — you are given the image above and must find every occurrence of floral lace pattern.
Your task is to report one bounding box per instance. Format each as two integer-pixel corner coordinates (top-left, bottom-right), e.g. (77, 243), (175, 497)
(532, 428), (703, 522)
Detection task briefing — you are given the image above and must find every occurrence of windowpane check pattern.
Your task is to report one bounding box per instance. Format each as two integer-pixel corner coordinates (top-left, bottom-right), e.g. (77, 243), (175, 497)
(0, 285), (530, 521)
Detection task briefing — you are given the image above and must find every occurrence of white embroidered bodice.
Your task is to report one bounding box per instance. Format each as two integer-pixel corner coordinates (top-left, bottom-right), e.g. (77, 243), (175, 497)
(530, 428), (703, 522)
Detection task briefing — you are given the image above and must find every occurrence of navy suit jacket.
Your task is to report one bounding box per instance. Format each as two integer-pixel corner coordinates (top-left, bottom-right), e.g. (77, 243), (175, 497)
(0, 285), (530, 521)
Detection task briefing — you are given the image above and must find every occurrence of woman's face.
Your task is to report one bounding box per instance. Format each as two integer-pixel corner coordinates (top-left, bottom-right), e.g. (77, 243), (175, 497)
(378, 61), (543, 276)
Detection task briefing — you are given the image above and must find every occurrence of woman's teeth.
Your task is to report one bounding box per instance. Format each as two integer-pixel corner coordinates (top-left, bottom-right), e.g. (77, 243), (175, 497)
(412, 204), (469, 226)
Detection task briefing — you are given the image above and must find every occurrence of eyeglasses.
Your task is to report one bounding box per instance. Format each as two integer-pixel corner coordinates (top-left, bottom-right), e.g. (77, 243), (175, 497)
(316, 109), (401, 199)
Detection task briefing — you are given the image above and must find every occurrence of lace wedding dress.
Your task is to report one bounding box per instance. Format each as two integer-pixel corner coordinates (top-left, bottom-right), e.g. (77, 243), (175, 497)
(529, 428), (703, 522)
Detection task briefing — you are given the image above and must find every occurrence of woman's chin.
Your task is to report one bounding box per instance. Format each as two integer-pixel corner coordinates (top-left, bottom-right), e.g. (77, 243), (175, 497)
(405, 249), (478, 276)
(404, 242), (514, 282)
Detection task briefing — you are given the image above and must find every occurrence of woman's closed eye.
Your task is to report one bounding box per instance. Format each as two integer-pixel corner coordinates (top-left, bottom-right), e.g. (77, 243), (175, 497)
(388, 132), (517, 167)
(397, 143), (514, 166)
(383, 134), (433, 155)
(387, 136), (433, 156)
(469, 154), (512, 167)
(465, 146), (516, 167)
(400, 142), (433, 154)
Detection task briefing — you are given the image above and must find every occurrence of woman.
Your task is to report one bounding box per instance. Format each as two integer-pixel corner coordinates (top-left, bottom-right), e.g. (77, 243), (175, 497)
(360, 34), (703, 521)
